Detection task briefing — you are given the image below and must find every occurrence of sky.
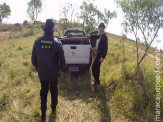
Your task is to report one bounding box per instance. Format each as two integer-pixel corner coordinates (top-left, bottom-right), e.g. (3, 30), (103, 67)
(0, 0), (163, 50)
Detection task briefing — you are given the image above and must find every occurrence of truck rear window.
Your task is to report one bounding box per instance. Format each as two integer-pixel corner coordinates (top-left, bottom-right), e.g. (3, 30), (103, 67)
(64, 31), (86, 37)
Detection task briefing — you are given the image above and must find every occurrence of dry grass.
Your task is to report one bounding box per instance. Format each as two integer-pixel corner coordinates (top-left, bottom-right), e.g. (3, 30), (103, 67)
(0, 32), (162, 122)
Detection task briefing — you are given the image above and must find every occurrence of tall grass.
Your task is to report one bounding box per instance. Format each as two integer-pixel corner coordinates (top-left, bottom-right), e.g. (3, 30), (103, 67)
(0, 31), (162, 121)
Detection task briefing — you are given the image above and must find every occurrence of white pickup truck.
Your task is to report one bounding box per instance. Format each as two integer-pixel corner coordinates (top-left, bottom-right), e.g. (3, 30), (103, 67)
(59, 29), (93, 72)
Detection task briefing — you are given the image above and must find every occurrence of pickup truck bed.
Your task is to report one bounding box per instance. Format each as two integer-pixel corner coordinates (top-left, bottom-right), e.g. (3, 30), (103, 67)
(60, 37), (90, 44)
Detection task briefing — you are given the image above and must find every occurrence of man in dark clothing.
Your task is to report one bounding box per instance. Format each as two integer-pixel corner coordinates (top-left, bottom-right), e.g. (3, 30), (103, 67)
(89, 22), (108, 86)
(31, 19), (66, 120)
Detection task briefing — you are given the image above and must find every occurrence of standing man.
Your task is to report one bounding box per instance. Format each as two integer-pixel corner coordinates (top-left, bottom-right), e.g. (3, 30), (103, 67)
(89, 22), (108, 86)
(31, 19), (66, 120)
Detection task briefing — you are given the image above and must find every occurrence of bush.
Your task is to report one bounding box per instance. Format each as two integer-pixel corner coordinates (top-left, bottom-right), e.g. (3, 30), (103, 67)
(23, 20), (28, 27)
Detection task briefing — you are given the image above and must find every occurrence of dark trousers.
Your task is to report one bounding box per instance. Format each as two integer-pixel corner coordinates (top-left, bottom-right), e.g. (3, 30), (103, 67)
(40, 79), (58, 113)
(92, 54), (101, 83)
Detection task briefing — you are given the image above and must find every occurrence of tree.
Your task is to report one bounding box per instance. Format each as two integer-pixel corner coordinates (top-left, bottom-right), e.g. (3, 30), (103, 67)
(60, 3), (75, 29)
(116, 0), (163, 93)
(117, 0), (163, 68)
(58, 2), (116, 33)
(58, 18), (69, 35)
(0, 3), (11, 23)
(121, 34), (127, 70)
(104, 9), (117, 25)
(79, 1), (116, 33)
(27, 0), (42, 23)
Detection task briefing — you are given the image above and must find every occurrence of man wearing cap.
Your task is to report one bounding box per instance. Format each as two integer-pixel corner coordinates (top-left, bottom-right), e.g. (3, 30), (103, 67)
(89, 22), (108, 86)
(31, 19), (66, 120)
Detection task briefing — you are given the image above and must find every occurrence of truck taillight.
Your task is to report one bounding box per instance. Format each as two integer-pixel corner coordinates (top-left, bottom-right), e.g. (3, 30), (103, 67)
(90, 47), (93, 59)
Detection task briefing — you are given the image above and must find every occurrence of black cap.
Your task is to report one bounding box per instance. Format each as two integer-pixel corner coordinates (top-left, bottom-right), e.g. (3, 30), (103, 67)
(98, 22), (105, 28)
(43, 19), (55, 32)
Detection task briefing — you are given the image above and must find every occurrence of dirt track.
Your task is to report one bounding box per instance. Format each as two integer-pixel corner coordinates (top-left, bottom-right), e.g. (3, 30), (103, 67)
(0, 31), (10, 37)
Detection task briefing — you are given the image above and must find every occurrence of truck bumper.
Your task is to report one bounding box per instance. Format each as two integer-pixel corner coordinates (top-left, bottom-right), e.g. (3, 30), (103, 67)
(66, 64), (91, 72)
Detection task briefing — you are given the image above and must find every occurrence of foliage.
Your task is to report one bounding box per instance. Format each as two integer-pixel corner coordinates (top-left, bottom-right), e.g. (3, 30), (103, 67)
(116, 0), (163, 95)
(58, 18), (69, 35)
(59, 3), (77, 33)
(57, 18), (83, 35)
(116, 0), (163, 66)
(60, 3), (74, 23)
(27, 0), (43, 23)
(79, 1), (116, 33)
(0, 3), (11, 23)
(23, 20), (28, 27)
(58, 1), (116, 34)
(27, 23), (35, 36)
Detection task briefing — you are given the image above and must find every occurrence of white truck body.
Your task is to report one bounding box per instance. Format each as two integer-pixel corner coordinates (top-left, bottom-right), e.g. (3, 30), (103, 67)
(59, 29), (93, 72)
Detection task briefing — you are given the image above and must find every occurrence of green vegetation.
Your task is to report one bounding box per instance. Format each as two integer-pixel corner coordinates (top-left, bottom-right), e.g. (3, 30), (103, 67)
(27, 0), (43, 23)
(58, 1), (116, 34)
(0, 31), (163, 121)
(0, 2), (11, 23)
(0, 24), (42, 41)
(79, 1), (116, 33)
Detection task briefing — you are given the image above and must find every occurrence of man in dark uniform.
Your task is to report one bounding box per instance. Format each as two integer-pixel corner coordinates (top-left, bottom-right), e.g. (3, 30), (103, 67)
(31, 19), (66, 120)
(89, 22), (108, 86)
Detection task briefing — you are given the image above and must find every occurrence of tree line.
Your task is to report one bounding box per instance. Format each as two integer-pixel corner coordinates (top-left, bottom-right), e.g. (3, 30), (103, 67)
(0, 0), (116, 33)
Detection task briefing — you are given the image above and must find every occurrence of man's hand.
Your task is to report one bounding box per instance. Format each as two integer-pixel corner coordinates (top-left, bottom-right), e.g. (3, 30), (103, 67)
(99, 57), (104, 63)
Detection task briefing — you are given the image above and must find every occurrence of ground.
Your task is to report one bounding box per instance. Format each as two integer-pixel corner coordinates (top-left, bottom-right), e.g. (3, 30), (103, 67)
(0, 32), (163, 122)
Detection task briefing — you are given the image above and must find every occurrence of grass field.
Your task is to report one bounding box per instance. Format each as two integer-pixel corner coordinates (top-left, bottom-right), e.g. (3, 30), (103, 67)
(0, 31), (163, 122)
